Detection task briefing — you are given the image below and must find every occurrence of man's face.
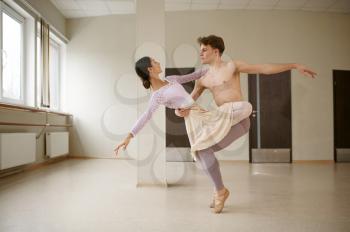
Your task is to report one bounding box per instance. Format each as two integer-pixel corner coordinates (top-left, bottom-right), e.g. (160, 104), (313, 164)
(199, 44), (217, 64)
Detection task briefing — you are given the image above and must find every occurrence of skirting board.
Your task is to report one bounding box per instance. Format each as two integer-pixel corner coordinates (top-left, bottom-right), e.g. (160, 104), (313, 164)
(336, 149), (350, 162)
(251, 149), (291, 163)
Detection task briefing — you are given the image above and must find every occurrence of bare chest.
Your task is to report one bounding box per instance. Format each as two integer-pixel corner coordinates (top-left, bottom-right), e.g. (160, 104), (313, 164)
(201, 71), (240, 91)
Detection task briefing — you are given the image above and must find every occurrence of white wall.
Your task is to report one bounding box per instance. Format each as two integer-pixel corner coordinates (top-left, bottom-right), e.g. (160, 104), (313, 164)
(65, 15), (138, 158)
(24, 0), (66, 37)
(165, 10), (350, 161)
(65, 10), (350, 161)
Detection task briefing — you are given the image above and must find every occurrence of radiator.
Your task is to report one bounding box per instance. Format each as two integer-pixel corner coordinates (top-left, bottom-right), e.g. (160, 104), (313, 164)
(0, 133), (36, 170)
(46, 132), (69, 157)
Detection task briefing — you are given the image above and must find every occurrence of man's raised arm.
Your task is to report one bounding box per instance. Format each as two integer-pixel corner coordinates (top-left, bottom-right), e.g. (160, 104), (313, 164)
(234, 60), (317, 79)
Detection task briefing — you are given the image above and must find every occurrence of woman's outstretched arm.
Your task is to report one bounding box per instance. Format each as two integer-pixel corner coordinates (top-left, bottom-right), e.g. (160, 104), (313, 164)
(165, 67), (208, 84)
(114, 94), (160, 156)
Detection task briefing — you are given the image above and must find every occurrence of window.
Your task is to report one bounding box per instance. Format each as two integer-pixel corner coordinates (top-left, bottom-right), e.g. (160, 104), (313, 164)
(37, 28), (64, 111)
(1, 1), (66, 110)
(1, 4), (24, 104)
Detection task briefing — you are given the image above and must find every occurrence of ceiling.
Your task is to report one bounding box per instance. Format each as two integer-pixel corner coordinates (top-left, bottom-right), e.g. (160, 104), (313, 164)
(50, 0), (350, 18)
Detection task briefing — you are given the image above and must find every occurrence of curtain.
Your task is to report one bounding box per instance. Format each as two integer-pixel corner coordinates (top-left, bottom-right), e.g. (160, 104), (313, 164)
(40, 18), (50, 107)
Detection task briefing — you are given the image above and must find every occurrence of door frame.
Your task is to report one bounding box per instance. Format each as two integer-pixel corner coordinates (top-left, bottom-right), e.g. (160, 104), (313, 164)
(248, 72), (293, 163)
(333, 69), (350, 162)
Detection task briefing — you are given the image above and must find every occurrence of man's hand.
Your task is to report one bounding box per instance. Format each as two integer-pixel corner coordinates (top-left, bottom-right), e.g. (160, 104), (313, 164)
(175, 108), (190, 117)
(296, 64), (317, 79)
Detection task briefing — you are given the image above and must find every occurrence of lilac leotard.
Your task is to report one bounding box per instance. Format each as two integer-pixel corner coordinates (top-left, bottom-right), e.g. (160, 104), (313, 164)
(130, 68), (208, 136)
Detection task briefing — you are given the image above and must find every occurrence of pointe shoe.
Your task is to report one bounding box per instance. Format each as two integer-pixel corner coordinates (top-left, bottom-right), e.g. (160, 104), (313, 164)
(209, 199), (215, 208)
(212, 188), (230, 214)
(209, 196), (215, 208)
(209, 189), (226, 208)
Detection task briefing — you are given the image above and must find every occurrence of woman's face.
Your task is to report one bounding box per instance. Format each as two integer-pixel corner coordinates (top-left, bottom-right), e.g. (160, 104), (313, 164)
(149, 58), (162, 78)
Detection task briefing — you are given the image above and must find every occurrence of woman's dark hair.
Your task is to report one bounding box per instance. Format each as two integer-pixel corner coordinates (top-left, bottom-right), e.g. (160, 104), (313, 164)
(135, 56), (152, 89)
(197, 35), (225, 56)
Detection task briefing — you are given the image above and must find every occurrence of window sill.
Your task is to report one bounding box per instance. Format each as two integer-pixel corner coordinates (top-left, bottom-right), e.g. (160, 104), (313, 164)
(0, 102), (72, 116)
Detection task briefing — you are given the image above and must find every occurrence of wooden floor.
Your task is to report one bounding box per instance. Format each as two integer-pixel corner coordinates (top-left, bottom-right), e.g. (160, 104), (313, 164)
(0, 158), (349, 232)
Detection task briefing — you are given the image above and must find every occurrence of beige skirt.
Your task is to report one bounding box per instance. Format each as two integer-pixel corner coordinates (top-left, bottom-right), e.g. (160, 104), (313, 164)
(184, 101), (252, 158)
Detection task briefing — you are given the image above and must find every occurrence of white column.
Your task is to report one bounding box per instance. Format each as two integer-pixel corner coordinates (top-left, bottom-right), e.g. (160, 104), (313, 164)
(135, 0), (166, 187)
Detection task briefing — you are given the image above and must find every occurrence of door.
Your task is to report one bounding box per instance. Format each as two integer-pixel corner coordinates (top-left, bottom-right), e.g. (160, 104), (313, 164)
(333, 70), (350, 162)
(165, 68), (195, 161)
(248, 71), (292, 163)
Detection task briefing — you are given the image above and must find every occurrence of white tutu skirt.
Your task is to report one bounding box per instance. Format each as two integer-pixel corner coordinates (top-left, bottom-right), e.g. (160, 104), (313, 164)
(184, 101), (252, 157)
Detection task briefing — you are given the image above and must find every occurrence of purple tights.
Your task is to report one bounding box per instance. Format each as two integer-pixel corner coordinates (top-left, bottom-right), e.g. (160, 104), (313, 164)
(196, 118), (251, 191)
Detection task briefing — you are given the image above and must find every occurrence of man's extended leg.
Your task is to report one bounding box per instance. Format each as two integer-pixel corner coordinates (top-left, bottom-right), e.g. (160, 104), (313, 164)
(212, 117), (251, 152)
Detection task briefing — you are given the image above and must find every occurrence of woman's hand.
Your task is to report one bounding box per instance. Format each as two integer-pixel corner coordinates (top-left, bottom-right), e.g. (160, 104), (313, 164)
(296, 64), (317, 79)
(114, 133), (133, 157)
(175, 108), (190, 117)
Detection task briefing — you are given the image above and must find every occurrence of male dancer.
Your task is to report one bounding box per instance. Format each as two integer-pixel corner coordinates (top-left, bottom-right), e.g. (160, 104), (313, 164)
(176, 35), (317, 213)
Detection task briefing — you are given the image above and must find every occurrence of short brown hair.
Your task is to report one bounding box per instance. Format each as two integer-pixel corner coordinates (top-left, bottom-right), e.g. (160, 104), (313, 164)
(197, 35), (225, 56)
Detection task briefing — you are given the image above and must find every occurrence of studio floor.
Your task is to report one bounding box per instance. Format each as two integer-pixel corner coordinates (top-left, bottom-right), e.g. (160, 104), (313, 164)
(0, 158), (349, 232)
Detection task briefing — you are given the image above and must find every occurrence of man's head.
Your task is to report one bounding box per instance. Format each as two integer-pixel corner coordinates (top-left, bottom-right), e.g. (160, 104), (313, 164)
(197, 35), (225, 64)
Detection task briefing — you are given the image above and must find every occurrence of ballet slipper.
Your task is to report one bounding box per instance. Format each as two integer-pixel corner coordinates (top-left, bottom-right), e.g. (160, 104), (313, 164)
(210, 199), (214, 208)
(209, 194), (215, 208)
(212, 188), (230, 214)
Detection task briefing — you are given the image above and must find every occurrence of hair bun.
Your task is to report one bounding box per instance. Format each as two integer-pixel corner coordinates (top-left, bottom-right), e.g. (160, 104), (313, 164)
(143, 80), (151, 89)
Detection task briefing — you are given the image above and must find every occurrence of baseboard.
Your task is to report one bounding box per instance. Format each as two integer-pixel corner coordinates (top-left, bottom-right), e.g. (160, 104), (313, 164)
(136, 182), (168, 188)
(293, 160), (334, 164)
(222, 160), (334, 164)
(220, 160), (250, 163)
(69, 155), (134, 160)
(0, 155), (69, 178)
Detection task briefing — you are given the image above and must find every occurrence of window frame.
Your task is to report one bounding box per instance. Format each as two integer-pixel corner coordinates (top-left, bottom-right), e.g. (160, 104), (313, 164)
(0, 2), (25, 105)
